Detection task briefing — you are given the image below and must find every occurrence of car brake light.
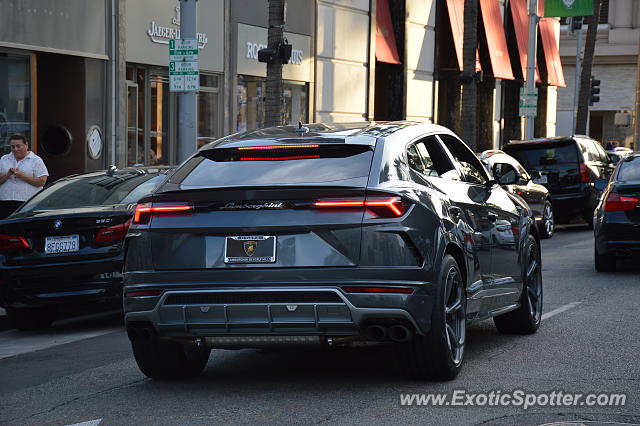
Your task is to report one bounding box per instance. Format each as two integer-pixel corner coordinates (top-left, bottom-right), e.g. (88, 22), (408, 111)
(0, 234), (30, 252)
(343, 287), (414, 294)
(237, 144), (320, 151)
(313, 196), (409, 218)
(580, 164), (589, 183)
(133, 203), (194, 225)
(604, 193), (640, 212)
(240, 155), (320, 161)
(95, 219), (131, 243)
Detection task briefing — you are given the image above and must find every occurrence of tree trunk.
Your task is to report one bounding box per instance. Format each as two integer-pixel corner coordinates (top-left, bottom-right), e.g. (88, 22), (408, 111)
(461, 0), (478, 150)
(575, 0), (602, 135)
(265, 0), (285, 127)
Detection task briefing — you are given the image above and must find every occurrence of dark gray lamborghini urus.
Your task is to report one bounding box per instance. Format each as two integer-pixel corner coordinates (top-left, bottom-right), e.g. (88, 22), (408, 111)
(123, 122), (543, 381)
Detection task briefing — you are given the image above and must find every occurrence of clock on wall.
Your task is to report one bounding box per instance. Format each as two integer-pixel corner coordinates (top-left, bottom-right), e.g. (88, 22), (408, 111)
(87, 126), (103, 160)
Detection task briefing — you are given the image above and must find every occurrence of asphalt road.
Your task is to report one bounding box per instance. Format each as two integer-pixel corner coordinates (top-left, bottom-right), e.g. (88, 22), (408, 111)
(0, 228), (638, 425)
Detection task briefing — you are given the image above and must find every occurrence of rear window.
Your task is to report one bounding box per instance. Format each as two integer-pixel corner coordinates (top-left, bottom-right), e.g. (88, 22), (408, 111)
(617, 157), (640, 181)
(504, 143), (579, 168)
(175, 144), (374, 188)
(17, 173), (164, 213)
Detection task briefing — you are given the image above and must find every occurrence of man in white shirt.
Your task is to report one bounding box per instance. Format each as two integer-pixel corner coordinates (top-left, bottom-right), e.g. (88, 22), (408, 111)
(0, 133), (49, 219)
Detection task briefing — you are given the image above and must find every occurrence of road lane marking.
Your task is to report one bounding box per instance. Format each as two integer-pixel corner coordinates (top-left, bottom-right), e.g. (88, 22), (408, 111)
(0, 327), (121, 359)
(541, 302), (582, 321)
(67, 420), (102, 426)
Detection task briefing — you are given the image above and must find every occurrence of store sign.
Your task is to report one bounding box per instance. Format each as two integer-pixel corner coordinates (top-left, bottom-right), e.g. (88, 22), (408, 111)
(147, 5), (208, 48)
(544, 0), (593, 17)
(237, 23), (311, 82)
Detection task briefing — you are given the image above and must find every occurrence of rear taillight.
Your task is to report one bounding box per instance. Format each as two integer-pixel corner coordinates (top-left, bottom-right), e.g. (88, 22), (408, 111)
(133, 203), (194, 225)
(313, 196), (409, 218)
(580, 164), (589, 183)
(95, 219), (131, 244)
(0, 234), (30, 252)
(237, 144), (320, 150)
(604, 193), (640, 212)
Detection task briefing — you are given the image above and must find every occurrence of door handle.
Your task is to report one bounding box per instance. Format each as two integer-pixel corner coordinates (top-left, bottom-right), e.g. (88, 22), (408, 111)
(487, 212), (498, 222)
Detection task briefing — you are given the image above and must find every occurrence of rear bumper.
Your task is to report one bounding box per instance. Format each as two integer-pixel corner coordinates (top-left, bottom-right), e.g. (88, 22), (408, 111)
(595, 221), (640, 258)
(124, 278), (436, 339)
(0, 257), (124, 308)
(549, 191), (593, 219)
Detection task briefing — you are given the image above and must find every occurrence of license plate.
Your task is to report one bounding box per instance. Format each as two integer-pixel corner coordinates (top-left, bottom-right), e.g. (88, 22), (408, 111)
(224, 236), (276, 263)
(44, 235), (80, 254)
(534, 175), (548, 184)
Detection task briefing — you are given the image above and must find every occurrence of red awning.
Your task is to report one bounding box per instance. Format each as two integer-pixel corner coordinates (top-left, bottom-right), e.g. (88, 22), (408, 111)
(446, 0), (481, 72)
(479, 0), (514, 80)
(509, 0), (541, 82)
(539, 18), (566, 87)
(376, 0), (401, 64)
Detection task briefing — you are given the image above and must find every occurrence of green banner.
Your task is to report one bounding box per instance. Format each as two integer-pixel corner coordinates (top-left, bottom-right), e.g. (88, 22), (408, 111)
(544, 0), (594, 17)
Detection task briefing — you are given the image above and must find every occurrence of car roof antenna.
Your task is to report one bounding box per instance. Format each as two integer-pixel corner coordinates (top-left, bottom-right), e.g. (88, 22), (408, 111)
(106, 165), (118, 176)
(295, 120), (309, 136)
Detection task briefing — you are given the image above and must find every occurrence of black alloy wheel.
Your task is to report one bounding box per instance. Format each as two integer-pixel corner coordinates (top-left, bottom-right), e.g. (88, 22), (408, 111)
(540, 200), (554, 239)
(494, 235), (543, 334)
(132, 336), (211, 380)
(399, 254), (466, 380)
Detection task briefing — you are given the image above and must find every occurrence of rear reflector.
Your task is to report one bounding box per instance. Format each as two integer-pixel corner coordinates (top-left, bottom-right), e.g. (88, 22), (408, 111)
(343, 287), (414, 294)
(604, 193), (640, 212)
(125, 290), (163, 297)
(133, 203), (194, 224)
(0, 234), (30, 252)
(95, 219), (131, 243)
(314, 196), (408, 218)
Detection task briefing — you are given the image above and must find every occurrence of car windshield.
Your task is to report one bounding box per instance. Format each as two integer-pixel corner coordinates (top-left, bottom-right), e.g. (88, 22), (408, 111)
(617, 157), (640, 181)
(505, 143), (579, 168)
(17, 173), (165, 213)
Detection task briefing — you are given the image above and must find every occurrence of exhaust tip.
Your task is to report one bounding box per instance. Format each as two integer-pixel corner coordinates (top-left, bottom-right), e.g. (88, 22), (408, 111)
(388, 325), (412, 342)
(364, 325), (387, 341)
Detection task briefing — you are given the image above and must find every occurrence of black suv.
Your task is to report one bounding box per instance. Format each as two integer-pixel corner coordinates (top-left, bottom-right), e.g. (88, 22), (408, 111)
(504, 136), (615, 224)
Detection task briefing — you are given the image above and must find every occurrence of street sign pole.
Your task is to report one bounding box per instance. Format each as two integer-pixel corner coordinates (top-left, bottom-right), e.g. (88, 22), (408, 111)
(573, 27), (583, 135)
(525, 0), (539, 140)
(177, 0), (198, 163)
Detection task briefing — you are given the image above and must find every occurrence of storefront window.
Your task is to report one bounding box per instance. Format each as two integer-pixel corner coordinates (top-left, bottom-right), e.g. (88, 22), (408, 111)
(236, 75), (307, 133)
(150, 74), (169, 165)
(0, 53), (31, 155)
(197, 74), (221, 148)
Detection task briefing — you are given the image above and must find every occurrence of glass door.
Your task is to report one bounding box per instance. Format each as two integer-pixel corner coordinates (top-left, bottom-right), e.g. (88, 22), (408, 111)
(126, 81), (140, 166)
(149, 73), (170, 165)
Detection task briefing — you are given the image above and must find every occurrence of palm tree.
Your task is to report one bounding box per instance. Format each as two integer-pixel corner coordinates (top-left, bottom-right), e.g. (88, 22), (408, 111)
(265, 0), (285, 127)
(461, 0), (478, 151)
(575, 0), (602, 134)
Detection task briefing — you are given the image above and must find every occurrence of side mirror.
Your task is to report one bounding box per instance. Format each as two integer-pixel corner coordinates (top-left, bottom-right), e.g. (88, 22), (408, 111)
(492, 163), (520, 186)
(594, 179), (608, 191)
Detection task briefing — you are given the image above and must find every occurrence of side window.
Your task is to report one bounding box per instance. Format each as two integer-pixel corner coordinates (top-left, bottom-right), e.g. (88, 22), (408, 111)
(407, 144), (425, 173)
(438, 134), (488, 185)
(513, 161), (530, 180)
(407, 136), (455, 179)
(593, 141), (609, 163)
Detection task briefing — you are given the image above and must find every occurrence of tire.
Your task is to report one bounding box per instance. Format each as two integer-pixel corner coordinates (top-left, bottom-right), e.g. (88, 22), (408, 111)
(132, 336), (211, 380)
(594, 245), (616, 272)
(493, 235), (542, 334)
(7, 306), (57, 331)
(399, 254), (466, 381)
(539, 200), (554, 239)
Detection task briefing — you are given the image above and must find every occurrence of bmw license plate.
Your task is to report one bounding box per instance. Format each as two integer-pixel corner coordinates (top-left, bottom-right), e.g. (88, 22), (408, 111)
(44, 234), (80, 254)
(225, 236), (276, 263)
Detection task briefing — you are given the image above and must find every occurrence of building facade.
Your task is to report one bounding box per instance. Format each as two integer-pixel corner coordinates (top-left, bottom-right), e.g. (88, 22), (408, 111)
(0, 0), (564, 178)
(557, 0), (639, 149)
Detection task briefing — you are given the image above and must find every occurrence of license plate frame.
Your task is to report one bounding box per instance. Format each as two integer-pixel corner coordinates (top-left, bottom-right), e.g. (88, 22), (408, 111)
(44, 234), (80, 254)
(224, 235), (276, 264)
